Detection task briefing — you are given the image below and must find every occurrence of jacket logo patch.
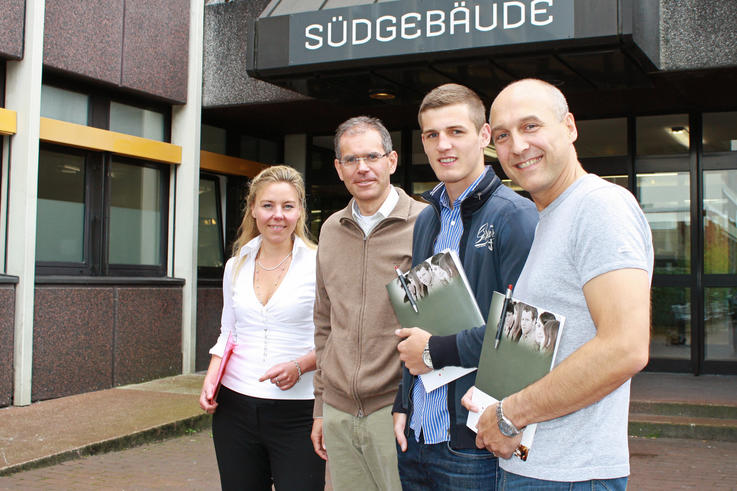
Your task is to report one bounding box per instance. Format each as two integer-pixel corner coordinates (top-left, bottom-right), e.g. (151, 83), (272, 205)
(474, 223), (495, 252)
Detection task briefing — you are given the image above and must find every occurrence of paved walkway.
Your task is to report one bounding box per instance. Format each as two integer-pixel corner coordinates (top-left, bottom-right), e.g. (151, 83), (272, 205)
(0, 371), (735, 488)
(1, 431), (736, 489)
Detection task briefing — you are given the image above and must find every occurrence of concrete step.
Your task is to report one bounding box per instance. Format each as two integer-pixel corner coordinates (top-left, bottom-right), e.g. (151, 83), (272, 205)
(630, 400), (737, 420)
(629, 413), (737, 442)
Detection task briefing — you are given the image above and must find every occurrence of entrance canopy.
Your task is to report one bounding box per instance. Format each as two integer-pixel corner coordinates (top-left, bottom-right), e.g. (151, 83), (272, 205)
(248, 0), (660, 106)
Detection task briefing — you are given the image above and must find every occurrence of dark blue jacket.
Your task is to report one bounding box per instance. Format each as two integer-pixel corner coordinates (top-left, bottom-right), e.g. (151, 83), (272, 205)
(393, 167), (538, 449)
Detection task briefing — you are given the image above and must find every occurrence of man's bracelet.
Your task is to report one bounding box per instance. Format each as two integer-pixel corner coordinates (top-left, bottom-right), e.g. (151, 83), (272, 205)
(293, 360), (302, 380)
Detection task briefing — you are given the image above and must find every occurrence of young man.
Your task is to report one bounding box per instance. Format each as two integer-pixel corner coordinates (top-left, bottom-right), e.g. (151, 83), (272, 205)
(393, 84), (538, 490)
(312, 116), (426, 490)
(463, 79), (653, 490)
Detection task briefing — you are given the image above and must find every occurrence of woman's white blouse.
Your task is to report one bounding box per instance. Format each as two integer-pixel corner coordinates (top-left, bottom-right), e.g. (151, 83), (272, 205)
(209, 236), (317, 400)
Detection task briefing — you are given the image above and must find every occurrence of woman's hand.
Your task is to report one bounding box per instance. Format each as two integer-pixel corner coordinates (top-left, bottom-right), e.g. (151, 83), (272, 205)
(259, 361), (300, 390)
(199, 356), (222, 414)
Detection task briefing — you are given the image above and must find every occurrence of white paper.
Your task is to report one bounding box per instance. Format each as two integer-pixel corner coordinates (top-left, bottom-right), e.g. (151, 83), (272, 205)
(465, 387), (537, 460)
(419, 366), (476, 393)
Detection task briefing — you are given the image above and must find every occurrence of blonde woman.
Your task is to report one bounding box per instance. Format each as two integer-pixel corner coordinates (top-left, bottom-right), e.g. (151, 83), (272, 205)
(199, 165), (324, 490)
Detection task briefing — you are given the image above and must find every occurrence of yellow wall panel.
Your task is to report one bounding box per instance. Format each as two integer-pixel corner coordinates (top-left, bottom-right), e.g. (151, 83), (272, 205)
(200, 150), (267, 177)
(0, 108), (17, 135)
(39, 117), (181, 164)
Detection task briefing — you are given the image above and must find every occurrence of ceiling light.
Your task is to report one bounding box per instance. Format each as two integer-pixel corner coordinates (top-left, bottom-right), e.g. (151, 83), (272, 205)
(369, 89), (395, 101)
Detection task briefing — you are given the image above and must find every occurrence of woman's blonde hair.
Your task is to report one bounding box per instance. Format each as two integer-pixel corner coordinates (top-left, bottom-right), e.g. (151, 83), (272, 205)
(230, 165), (315, 279)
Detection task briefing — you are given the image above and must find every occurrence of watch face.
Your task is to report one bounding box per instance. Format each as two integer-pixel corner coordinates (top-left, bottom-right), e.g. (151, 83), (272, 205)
(499, 420), (519, 437)
(497, 404), (520, 437)
(422, 350), (433, 368)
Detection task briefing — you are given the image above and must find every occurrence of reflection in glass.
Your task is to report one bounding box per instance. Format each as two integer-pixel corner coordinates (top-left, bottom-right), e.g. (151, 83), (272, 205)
(575, 118), (627, 158)
(241, 135), (280, 163)
(412, 181), (438, 199)
(201, 125), (226, 154)
(704, 170), (737, 274)
(650, 287), (691, 360)
(198, 179), (224, 268)
(637, 172), (691, 274)
(40, 85), (89, 126)
(110, 102), (165, 141)
(636, 114), (689, 156)
(703, 112), (737, 153)
(600, 175), (628, 188)
(390, 130), (402, 184)
(412, 130), (429, 165)
(705, 287), (737, 361)
(36, 150), (86, 262)
(108, 161), (162, 265)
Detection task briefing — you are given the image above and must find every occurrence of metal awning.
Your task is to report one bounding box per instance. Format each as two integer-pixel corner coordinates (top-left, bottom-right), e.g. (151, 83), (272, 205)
(247, 0), (661, 106)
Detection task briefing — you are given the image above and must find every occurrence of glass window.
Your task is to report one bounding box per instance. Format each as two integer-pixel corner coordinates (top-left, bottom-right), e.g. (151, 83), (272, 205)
(650, 287), (691, 359)
(201, 125), (227, 154)
(411, 130), (429, 165)
(109, 102), (165, 141)
(36, 149), (86, 262)
(198, 178), (225, 268)
(704, 170), (737, 274)
(108, 160), (163, 265)
(636, 114), (689, 156)
(600, 175), (629, 188)
(637, 172), (691, 274)
(705, 287), (737, 361)
(703, 112), (737, 153)
(390, 130), (402, 184)
(241, 135), (280, 163)
(575, 118), (627, 158)
(40, 85), (88, 126)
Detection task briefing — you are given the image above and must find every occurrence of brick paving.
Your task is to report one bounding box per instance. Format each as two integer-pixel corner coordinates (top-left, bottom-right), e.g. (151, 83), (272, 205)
(1, 432), (735, 490)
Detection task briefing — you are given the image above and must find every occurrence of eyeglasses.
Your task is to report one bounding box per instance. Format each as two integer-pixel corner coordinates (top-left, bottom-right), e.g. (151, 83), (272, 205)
(338, 152), (389, 167)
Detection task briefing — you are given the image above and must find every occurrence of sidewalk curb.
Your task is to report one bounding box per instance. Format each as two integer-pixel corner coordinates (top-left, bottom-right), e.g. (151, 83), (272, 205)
(0, 413), (212, 477)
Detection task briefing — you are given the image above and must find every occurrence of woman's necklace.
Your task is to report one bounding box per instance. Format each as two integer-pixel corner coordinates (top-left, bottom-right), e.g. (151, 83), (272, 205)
(256, 251), (292, 271)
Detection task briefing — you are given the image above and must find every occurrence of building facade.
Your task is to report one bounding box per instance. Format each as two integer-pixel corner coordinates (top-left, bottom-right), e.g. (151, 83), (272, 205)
(1, 0), (736, 406)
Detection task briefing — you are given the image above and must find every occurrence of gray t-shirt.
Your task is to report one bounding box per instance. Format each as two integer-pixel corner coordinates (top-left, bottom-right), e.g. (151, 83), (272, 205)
(501, 174), (653, 482)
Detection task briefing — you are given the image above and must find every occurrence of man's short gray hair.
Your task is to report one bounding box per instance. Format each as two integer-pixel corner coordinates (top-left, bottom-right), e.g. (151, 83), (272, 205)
(334, 116), (393, 159)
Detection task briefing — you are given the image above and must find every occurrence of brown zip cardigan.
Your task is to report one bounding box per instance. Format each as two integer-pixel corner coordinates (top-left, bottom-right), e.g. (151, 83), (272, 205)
(313, 187), (427, 418)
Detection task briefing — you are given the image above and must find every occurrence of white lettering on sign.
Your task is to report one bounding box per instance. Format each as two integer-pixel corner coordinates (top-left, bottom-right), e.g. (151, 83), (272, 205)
(303, 0), (556, 50)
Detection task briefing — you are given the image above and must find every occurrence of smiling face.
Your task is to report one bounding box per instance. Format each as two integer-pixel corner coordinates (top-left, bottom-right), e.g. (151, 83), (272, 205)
(335, 128), (397, 216)
(420, 103), (491, 202)
(251, 181), (301, 247)
(490, 80), (582, 210)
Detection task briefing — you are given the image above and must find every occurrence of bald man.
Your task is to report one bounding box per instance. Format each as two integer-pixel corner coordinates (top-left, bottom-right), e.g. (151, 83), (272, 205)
(463, 79), (654, 490)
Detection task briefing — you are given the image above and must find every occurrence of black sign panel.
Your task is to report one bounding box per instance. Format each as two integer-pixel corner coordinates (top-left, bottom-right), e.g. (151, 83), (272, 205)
(285, 0), (574, 67)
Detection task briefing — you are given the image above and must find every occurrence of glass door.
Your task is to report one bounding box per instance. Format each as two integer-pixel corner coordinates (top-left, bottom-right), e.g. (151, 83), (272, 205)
(702, 111), (737, 371)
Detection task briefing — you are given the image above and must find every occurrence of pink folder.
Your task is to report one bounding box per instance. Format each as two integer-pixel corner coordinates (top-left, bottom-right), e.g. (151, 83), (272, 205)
(212, 332), (235, 402)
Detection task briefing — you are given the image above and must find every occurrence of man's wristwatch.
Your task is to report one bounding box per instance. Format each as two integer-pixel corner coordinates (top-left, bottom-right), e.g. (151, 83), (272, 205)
(422, 341), (433, 370)
(496, 398), (523, 437)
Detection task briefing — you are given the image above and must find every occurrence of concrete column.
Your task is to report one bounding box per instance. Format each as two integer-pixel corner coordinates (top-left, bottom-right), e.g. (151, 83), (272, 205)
(6, 0), (45, 406)
(171, 0), (205, 374)
(284, 133), (307, 174)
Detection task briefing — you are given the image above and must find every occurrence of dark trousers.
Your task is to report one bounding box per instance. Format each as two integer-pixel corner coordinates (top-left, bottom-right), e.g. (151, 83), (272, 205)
(212, 386), (325, 491)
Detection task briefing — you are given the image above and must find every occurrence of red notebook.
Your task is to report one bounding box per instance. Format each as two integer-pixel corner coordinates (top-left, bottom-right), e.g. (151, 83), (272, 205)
(212, 332), (235, 402)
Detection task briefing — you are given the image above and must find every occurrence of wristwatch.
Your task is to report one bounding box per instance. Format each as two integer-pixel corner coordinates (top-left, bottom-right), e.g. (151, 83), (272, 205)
(422, 341), (433, 370)
(496, 398), (523, 437)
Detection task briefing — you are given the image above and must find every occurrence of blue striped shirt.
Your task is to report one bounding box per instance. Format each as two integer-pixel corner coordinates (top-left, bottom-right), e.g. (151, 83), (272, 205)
(409, 168), (488, 444)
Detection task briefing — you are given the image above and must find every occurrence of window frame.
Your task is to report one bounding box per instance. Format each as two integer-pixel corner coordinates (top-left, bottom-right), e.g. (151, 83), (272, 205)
(35, 144), (169, 277)
(197, 172), (226, 279)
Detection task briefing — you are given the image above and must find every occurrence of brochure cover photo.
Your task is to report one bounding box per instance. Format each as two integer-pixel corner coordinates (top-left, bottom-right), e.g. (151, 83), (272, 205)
(387, 250), (483, 392)
(467, 291), (565, 461)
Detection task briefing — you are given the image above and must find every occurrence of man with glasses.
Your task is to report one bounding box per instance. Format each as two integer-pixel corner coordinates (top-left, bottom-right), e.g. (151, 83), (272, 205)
(311, 116), (426, 490)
